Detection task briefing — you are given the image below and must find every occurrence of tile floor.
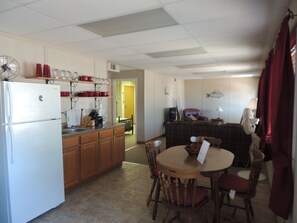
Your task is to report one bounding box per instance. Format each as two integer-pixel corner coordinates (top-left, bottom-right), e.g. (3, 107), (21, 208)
(30, 162), (276, 223)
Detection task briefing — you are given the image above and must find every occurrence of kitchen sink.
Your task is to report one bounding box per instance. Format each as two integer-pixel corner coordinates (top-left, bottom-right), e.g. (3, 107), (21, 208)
(62, 128), (88, 134)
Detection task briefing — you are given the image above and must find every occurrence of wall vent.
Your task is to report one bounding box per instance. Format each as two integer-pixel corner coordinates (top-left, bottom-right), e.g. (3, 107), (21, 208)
(107, 63), (120, 72)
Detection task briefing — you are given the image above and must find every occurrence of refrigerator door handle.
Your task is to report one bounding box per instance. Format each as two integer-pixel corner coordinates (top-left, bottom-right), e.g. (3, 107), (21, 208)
(5, 83), (12, 123)
(7, 125), (14, 164)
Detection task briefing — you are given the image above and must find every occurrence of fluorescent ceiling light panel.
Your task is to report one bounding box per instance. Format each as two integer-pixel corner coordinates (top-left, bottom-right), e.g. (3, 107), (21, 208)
(78, 8), (177, 37)
(147, 47), (205, 58)
(177, 63), (219, 69)
(231, 74), (254, 77)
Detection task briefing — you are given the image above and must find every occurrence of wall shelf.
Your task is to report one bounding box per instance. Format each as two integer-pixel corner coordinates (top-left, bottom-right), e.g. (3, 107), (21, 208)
(26, 77), (112, 109)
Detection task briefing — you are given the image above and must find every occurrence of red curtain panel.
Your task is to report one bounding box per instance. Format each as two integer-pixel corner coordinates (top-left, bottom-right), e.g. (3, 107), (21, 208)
(256, 15), (294, 219)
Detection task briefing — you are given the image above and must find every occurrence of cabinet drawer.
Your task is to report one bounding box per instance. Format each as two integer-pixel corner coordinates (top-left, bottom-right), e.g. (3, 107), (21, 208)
(114, 126), (125, 136)
(81, 132), (97, 144)
(98, 129), (113, 139)
(63, 136), (79, 148)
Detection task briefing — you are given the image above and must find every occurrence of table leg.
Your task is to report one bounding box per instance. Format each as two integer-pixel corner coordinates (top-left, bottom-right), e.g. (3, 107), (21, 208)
(212, 173), (221, 223)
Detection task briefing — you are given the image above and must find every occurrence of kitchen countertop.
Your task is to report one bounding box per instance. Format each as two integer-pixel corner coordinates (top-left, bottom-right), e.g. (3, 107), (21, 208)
(62, 122), (125, 138)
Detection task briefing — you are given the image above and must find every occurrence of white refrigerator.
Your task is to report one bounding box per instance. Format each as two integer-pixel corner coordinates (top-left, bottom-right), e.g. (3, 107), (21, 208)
(0, 81), (65, 223)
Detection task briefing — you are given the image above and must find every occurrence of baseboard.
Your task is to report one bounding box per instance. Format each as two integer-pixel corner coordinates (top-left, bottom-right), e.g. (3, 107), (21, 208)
(137, 135), (165, 144)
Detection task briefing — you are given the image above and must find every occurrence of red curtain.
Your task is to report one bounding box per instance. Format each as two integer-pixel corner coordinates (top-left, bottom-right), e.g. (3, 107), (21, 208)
(256, 51), (273, 161)
(257, 16), (294, 219)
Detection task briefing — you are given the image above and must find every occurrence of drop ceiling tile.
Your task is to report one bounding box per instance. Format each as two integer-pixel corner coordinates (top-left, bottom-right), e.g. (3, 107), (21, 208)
(27, 0), (161, 24)
(24, 26), (99, 44)
(158, 0), (186, 4)
(158, 54), (214, 64)
(58, 38), (121, 52)
(0, 0), (18, 12)
(105, 25), (191, 46)
(210, 49), (263, 62)
(185, 13), (267, 37)
(222, 62), (263, 72)
(127, 38), (200, 53)
(12, 0), (37, 4)
(88, 47), (137, 59)
(147, 47), (205, 58)
(204, 42), (263, 54)
(0, 7), (64, 35)
(164, 0), (258, 24)
(109, 54), (152, 62)
(196, 33), (265, 47)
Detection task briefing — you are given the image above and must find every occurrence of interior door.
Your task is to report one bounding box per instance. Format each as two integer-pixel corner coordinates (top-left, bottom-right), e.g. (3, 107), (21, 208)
(124, 86), (134, 121)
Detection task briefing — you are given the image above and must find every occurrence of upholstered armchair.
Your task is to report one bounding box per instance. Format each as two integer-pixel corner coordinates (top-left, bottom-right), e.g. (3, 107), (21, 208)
(183, 108), (208, 121)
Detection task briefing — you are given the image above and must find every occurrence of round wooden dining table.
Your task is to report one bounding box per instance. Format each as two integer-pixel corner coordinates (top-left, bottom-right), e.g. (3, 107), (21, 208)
(156, 145), (234, 223)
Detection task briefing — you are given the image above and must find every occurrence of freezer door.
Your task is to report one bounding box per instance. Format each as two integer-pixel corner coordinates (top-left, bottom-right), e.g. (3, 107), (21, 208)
(1, 82), (61, 124)
(5, 120), (65, 223)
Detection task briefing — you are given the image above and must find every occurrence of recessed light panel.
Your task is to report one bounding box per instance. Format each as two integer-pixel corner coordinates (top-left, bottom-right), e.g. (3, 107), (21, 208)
(176, 63), (218, 69)
(147, 47), (205, 58)
(78, 8), (177, 37)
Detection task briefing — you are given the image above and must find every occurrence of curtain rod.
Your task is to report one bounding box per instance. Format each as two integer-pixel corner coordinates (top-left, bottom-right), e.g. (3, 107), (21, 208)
(288, 8), (297, 20)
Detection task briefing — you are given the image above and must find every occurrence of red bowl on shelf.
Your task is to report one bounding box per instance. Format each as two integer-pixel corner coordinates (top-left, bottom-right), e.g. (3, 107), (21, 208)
(87, 91), (95, 97)
(60, 91), (70, 97)
(79, 76), (89, 81)
(77, 91), (88, 97)
(88, 76), (94, 82)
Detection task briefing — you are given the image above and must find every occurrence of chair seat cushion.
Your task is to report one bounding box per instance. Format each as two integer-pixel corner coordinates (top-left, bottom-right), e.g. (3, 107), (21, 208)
(218, 173), (249, 193)
(166, 184), (208, 207)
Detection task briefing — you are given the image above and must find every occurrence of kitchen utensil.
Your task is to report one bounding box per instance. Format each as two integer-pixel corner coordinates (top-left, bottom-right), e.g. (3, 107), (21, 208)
(80, 108), (83, 127)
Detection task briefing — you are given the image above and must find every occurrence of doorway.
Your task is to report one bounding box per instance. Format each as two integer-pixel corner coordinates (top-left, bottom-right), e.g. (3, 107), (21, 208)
(114, 79), (137, 149)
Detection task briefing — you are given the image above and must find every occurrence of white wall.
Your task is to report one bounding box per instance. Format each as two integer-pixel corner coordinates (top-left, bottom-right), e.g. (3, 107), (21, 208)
(0, 32), (110, 122)
(185, 77), (259, 123)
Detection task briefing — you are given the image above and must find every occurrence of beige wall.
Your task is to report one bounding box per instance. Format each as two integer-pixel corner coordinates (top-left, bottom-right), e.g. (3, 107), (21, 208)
(185, 77), (259, 123)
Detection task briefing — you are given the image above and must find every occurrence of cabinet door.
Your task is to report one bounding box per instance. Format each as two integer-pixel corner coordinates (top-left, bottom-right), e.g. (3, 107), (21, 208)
(113, 126), (125, 166)
(63, 137), (80, 189)
(98, 136), (113, 172)
(81, 141), (97, 180)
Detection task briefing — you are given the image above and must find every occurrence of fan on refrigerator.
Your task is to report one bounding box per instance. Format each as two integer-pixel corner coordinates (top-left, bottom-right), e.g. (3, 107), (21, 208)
(0, 55), (20, 81)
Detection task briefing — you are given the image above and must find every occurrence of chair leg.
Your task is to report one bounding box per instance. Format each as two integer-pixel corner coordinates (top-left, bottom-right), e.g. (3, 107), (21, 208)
(219, 192), (225, 208)
(244, 199), (251, 223)
(147, 178), (157, 206)
(152, 180), (161, 220)
(162, 208), (170, 223)
(210, 178), (214, 200)
(200, 207), (209, 223)
(188, 213), (192, 223)
(248, 200), (254, 217)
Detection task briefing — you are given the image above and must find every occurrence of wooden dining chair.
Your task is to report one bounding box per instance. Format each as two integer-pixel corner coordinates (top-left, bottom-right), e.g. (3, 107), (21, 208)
(145, 139), (162, 220)
(157, 162), (209, 223)
(218, 149), (265, 223)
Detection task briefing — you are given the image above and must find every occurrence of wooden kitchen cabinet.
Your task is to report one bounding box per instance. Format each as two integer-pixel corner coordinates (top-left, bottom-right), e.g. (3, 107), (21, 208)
(62, 125), (125, 190)
(113, 126), (125, 166)
(62, 136), (80, 190)
(98, 129), (113, 173)
(80, 132), (98, 181)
